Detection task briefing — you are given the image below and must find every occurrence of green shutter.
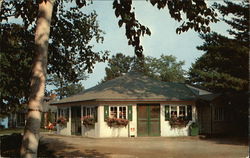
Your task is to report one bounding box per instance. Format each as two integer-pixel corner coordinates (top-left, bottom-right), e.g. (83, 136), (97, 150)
(165, 105), (170, 121)
(65, 108), (69, 121)
(104, 105), (109, 120)
(94, 107), (98, 122)
(187, 105), (192, 120)
(128, 105), (133, 121)
(83, 107), (86, 116)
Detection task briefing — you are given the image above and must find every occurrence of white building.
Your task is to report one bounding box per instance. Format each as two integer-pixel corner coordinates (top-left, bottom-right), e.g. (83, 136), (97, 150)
(51, 72), (199, 137)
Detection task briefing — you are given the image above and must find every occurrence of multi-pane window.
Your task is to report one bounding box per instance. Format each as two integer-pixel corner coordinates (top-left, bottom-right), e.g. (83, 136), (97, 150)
(214, 107), (224, 121)
(170, 106), (177, 118)
(110, 106), (127, 119)
(119, 107), (126, 119)
(83, 106), (97, 121)
(165, 105), (192, 121)
(58, 108), (69, 119)
(110, 107), (117, 118)
(179, 106), (186, 119)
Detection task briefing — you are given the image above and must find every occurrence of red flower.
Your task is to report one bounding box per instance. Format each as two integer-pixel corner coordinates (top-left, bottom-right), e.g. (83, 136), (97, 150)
(105, 117), (129, 127)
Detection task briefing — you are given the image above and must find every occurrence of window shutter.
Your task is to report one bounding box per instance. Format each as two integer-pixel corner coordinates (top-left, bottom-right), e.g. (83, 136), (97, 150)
(165, 105), (170, 121)
(187, 105), (192, 120)
(65, 108), (69, 121)
(104, 105), (109, 120)
(83, 107), (86, 117)
(58, 109), (61, 117)
(128, 105), (133, 121)
(94, 107), (98, 122)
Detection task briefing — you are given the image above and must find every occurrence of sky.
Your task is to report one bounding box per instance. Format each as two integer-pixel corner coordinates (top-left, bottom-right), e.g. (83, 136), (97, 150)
(76, 1), (229, 89)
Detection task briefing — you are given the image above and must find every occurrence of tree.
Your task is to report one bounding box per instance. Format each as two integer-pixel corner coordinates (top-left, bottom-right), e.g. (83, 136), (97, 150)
(1, 0), (218, 157)
(113, 0), (218, 57)
(188, 0), (249, 92)
(102, 53), (186, 83)
(1, 1), (108, 157)
(47, 73), (86, 98)
(146, 55), (186, 82)
(102, 53), (134, 82)
(0, 24), (34, 117)
(0, 2), (108, 116)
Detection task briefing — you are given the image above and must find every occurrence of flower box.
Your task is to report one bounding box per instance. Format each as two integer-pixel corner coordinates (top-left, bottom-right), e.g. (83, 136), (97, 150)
(56, 117), (67, 128)
(81, 116), (95, 127)
(169, 117), (189, 128)
(105, 117), (129, 128)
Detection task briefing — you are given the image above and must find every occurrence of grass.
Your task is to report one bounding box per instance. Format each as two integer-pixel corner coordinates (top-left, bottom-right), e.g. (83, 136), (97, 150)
(0, 128), (53, 135)
(0, 128), (24, 135)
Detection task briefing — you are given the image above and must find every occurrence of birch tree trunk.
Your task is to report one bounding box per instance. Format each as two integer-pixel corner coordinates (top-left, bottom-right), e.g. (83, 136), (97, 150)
(0, 0), (3, 12)
(20, 1), (55, 157)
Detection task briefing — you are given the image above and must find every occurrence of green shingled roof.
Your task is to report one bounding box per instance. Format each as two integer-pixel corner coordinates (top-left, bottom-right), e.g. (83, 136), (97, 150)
(51, 72), (197, 105)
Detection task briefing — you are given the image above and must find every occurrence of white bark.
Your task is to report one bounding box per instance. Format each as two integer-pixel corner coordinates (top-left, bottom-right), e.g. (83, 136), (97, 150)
(20, 1), (55, 157)
(0, 0), (4, 12)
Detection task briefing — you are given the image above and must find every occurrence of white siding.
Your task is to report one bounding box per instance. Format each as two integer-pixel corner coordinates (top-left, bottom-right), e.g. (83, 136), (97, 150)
(81, 105), (99, 137)
(56, 102), (198, 137)
(57, 107), (71, 135)
(98, 105), (128, 137)
(128, 105), (137, 137)
(160, 104), (197, 137)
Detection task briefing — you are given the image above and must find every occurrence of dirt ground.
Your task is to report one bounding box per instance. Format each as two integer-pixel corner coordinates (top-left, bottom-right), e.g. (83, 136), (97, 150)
(39, 134), (248, 158)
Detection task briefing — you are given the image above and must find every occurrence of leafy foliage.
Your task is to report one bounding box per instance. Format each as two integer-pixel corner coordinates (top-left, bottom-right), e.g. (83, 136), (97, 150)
(102, 53), (134, 82)
(0, 24), (34, 116)
(188, 0), (249, 92)
(145, 55), (186, 82)
(1, 0), (218, 57)
(113, 0), (218, 56)
(213, 0), (249, 44)
(0, 1), (108, 115)
(102, 53), (186, 83)
(47, 74), (85, 99)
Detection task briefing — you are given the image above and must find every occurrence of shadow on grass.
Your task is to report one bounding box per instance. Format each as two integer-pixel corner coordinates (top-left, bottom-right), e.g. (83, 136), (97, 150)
(1, 134), (110, 158)
(0, 133), (22, 157)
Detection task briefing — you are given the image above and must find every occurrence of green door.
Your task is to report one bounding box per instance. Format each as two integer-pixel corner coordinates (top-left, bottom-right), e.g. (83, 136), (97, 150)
(137, 104), (160, 136)
(71, 106), (81, 135)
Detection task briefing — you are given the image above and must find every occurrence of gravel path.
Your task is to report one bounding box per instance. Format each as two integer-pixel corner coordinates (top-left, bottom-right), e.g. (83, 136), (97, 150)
(39, 134), (248, 158)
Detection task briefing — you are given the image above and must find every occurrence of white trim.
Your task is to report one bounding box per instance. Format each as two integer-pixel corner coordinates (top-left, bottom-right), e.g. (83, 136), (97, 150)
(109, 105), (127, 119)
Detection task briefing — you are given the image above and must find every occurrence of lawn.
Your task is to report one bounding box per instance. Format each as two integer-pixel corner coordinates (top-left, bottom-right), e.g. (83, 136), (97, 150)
(0, 128), (51, 135)
(0, 128), (24, 135)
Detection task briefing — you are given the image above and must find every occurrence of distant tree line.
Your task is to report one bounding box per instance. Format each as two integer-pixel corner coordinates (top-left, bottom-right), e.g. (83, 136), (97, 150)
(101, 53), (186, 83)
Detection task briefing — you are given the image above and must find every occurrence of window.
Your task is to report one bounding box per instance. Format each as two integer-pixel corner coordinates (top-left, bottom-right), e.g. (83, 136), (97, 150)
(83, 107), (97, 117)
(83, 106), (97, 122)
(58, 108), (69, 119)
(170, 106), (177, 118)
(165, 105), (192, 121)
(214, 107), (224, 121)
(179, 106), (186, 119)
(110, 106), (127, 119)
